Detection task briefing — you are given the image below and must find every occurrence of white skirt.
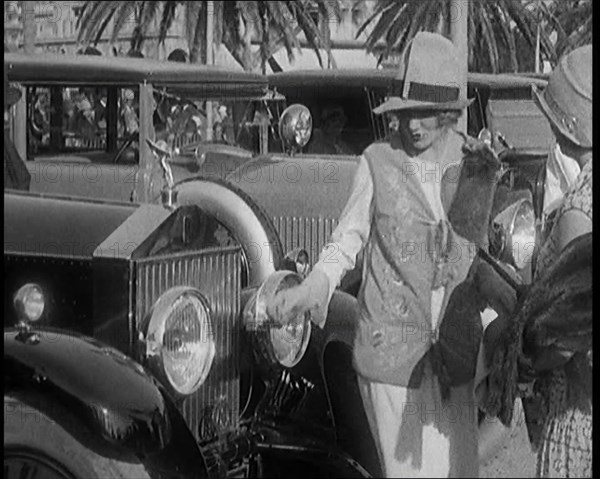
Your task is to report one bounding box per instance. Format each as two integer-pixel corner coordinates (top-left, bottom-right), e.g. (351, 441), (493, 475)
(357, 289), (481, 478)
(358, 362), (479, 478)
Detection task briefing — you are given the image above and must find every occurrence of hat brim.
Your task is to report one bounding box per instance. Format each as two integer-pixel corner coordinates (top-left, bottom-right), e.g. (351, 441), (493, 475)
(6, 86), (21, 108)
(373, 96), (474, 115)
(532, 84), (585, 147)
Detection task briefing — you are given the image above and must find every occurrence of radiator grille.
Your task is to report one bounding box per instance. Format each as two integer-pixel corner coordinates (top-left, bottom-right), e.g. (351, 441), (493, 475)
(135, 246), (241, 441)
(272, 215), (338, 266)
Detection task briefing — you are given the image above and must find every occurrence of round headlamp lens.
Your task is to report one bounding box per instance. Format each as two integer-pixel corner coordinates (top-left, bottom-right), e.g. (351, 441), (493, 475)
(14, 283), (45, 322)
(246, 271), (312, 369)
(269, 311), (311, 368)
(511, 201), (536, 269)
(146, 288), (215, 395)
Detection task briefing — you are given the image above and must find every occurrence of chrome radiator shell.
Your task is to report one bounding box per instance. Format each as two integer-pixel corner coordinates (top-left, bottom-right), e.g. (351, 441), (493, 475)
(134, 246), (242, 441)
(272, 215), (338, 266)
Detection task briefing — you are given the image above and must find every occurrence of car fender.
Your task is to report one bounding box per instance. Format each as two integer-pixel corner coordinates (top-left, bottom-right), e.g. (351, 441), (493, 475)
(4, 326), (206, 476)
(255, 421), (372, 477)
(176, 177), (284, 287)
(316, 291), (382, 476)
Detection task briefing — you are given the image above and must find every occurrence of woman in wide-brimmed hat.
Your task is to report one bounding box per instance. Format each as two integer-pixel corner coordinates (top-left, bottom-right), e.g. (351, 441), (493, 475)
(485, 44), (592, 478)
(267, 32), (494, 477)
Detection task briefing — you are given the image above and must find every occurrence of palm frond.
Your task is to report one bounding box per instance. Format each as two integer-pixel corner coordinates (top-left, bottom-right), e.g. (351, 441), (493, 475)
(188, 2), (206, 64)
(466, 2), (477, 70)
(401, 1), (441, 50)
(359, 0), (562, 73)
(110, 2), (142, 45)
(213, 1), (224, 46)
(184, 2), (202, 48)
(363, 1), (404, 52)
(158, 1), (178, 45)
(292, 2), (328, 68)
(77, 1), (126, 44)
(479, 4), (500, 73)
(488, 3), (518, 72)
(265, 2), (299, 60)
(356, 0), (396, 39)
(131, 1), (161, 51)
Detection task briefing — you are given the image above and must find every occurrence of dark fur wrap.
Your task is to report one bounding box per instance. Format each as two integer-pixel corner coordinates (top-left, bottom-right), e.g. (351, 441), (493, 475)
(484, 232), (592, 426)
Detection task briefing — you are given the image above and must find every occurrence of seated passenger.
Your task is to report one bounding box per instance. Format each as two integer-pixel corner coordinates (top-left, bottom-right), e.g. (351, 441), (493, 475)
(307, 104), (353, 155)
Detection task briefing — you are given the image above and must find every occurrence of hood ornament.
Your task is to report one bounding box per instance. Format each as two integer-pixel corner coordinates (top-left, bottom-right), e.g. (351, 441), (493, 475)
(146, 139), (178, 209)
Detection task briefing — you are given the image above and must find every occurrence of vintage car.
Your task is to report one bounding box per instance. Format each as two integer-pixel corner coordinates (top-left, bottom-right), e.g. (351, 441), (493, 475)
(5, 138), (537, 479)
(5, 54), (385, 478)
(4, 137), (385, 478)
(6, 58), (545, 477)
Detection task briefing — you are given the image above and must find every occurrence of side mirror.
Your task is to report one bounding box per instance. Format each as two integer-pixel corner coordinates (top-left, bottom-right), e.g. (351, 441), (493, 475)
(278, 104), (312, 155)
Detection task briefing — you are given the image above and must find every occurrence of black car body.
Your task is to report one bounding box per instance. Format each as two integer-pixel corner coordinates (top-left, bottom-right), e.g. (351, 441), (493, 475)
(5, 182), (385, 477)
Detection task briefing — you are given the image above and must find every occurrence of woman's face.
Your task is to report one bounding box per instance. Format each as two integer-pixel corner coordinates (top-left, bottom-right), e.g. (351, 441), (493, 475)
(398, 110), (444, 153)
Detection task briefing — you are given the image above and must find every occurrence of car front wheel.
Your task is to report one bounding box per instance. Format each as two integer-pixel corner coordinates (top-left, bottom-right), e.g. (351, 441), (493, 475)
(4, 393), (150, 479)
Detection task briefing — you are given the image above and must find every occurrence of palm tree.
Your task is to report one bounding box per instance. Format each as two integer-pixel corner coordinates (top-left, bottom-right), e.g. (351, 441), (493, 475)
(357, 0), (557, 73)
(542, 0), (592, 58)
(76, 1), (342, 72)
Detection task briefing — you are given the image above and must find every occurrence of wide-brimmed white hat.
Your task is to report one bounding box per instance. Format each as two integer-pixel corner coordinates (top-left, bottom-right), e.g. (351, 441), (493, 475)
(374, 32), (473, 115)
(533, 45), (592, 148)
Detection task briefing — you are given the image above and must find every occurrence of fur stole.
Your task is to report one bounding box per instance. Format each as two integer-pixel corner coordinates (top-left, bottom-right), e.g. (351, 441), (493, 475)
(484, 232), (592, 426)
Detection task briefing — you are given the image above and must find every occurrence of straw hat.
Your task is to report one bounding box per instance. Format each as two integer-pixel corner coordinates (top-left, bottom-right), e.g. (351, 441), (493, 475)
(373, 32), (473, 114)
(533, 45), (592, 148)
(4, 70), (21, 109)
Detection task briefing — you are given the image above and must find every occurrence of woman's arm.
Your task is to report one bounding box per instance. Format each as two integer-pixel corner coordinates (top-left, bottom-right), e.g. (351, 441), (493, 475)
(312, 155), (373, 303)
(554, 208), (593, 253)
(268, 155), (373, 327)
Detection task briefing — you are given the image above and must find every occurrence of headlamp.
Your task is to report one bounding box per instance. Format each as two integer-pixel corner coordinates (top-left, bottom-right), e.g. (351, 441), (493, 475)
(144, 287), (215, 395)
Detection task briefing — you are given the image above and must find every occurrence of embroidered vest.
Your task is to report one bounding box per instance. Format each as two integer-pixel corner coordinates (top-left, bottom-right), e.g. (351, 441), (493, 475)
(353, 131), (475, 387)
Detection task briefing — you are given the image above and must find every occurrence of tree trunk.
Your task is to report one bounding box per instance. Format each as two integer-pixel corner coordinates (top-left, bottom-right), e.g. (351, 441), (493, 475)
(449, 0), (468, 134)
(21, 1), (37, 54)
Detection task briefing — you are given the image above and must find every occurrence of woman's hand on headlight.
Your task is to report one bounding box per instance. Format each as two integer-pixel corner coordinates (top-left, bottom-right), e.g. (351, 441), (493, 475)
(266, 269), (331, 328)
(267, 285), (311, 328)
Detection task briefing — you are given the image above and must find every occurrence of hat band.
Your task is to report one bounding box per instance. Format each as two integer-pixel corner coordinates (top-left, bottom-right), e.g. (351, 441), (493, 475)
(391, 81), (460, 103)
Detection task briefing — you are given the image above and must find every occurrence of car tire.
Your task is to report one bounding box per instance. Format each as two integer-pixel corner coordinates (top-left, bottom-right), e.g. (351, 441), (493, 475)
(4, 393), (150, 479)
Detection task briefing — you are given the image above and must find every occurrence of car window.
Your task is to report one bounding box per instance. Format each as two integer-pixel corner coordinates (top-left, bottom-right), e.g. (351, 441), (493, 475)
(154, 92), (268, 155)
(25, 85), (139, 164)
